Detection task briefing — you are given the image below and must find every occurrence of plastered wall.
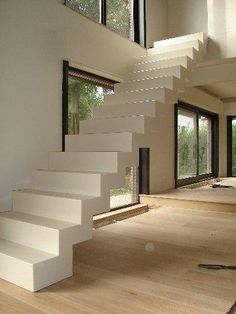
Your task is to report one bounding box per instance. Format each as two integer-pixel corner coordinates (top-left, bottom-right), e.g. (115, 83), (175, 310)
(0, 0), (145, 210)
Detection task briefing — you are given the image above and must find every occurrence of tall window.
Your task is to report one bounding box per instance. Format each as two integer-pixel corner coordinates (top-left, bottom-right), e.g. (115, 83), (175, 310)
(176, 102), (218, 186)
(63, 62), (139, 209)
(65, 0), (145, 45)
(227, 117), (236, 176)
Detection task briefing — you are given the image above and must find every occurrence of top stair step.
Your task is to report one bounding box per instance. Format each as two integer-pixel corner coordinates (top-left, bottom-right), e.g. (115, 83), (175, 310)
(153, 32), (206, 50)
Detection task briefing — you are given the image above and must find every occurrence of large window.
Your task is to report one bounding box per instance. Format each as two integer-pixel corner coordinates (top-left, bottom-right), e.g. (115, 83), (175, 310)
(176, 102), (218, 187)
(227, 116), (236, 176)
(65, 0), (146, 45)
(62, 62), (139, 209)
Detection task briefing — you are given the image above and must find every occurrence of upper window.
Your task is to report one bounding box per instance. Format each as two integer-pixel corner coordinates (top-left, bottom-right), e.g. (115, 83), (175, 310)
(176, 102), (218, 187)
(65, 0), (146, 45)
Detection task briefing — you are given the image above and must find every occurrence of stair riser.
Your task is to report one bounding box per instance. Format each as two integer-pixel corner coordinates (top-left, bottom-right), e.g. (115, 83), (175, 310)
(153, 32), (206, 48)
(49, 152), (119, 173)
(65, 133), (133, 152)
(104, 88), (166, 105)
(80, 116), (158, 134)
(0, 217), (59, 254)
(92, 101), (157, 119)
(133, 56), (191, 72)
(31, 171), (124, 196)
(153, 39), (201, 52)
(126, 65), (186, 81)
(32, 171), (102, 196)
(141, 47), (196, 63)
(114, 76), (174, 93)
(12, 191), (83, 223)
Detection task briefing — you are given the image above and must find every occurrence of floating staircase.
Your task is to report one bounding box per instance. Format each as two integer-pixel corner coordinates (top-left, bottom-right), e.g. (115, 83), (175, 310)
(0, 32), (207, 291)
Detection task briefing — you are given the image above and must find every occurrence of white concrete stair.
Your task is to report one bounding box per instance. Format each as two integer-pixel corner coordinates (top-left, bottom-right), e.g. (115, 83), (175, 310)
(48, 151), (137, 173)
(133, 55), (193, 72)
(114, 76), (184, 93)
(93, 100), (158, 119)
(141, 47), (199, 63)
(0, 211), (77, 254)
(0, 32), (207, 291)
(31, 170), (125, 196)
(104, 87), (177, 105)
(80, 116), (158, 134)
(126, 64), (188, 81)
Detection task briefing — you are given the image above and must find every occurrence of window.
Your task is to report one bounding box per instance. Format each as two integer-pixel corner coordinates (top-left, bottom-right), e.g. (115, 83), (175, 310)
(65, 0), (146, 45)
(175, 102), (218, 187)
(227, 116), (236, 176)
(62, 61), (140, 210)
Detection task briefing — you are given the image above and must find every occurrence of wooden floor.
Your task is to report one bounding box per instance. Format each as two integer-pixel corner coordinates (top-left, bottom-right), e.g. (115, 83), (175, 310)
(0, 206), (236, 313)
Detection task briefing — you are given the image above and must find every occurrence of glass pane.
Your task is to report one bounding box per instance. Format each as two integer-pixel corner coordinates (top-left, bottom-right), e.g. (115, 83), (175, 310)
(68, 76), (112, 134)
(199, 115), (212, 174)
(110, 167), (139, 209)
(177, 109), (197, 180)
(232, 119), (236, 176)
(66, 0), (101, 22)
(106, 0), (133, 39)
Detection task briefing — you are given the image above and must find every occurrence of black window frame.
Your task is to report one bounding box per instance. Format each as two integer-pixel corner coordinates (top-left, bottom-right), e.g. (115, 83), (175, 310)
(227, 116), (236, 177)
(62, 61), (150, 211)
(64, 0), (146, 47)
(175, 101), (219, 187)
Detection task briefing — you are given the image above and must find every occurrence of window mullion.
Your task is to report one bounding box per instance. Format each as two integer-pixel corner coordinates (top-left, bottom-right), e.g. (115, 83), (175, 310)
(196, 113), (200, 178)
(101, 0), (107, 25)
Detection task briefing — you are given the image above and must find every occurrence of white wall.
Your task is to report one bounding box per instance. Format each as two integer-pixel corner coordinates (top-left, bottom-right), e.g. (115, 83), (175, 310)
(146, 0), (168, 48)
(167, 0), (208, 39)
(207, 0), (236, 59)
(150, 87), (225, 193)
(0, 0), (145, 210)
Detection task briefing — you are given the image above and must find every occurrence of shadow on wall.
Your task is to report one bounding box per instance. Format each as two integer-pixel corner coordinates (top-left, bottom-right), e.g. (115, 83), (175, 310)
(206, 0), (226, 59)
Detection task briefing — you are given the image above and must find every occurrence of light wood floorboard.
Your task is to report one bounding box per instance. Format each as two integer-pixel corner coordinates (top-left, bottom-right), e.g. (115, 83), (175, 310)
(0, 206), (235, 313)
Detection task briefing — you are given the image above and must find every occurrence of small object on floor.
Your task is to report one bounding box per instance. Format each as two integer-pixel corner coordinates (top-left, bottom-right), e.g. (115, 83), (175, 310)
(226, 301), (236, 314)
(198, 264), (236, 270)
(211, 184), (233, 189)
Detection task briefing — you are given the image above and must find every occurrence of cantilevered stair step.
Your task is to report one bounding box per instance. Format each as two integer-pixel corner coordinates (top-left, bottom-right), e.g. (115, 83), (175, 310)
(126, 65), (187, 81)
(65, 132), (146, 153)
(114, 76), (183, 93)
(12, 189), (100, 223)
(31, 170), (125, 196)
(48, 151), (137, 173)
(153, 34), (205, 50)
(133, 56), (193, 72)
(0, 211), (77, 254)
(140, 47), (198, 63)
(92, 100), (158, 119)
(80, 116), (158, 134)
(0, 238), (58, 291)
(104, 87), (175, 105)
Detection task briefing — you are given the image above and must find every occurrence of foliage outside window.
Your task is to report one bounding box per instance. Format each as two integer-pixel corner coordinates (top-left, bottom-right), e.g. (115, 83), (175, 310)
(176, 104), (217, 186)
(65, 0), (134, 40)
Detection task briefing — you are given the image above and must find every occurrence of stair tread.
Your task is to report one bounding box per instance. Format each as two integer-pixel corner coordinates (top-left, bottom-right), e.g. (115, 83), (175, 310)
(137, 55), (189, 65)
(0, 238), (56, 264)
(0, 211), (77, 230)
(16, 189), (98, 201)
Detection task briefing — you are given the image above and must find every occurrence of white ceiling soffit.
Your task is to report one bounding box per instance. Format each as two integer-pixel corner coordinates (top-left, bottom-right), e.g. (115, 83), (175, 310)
(187, 57), (236, 102)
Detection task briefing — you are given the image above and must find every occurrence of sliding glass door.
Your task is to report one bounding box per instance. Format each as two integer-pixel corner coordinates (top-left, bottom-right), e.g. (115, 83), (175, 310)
(227, 117), (236, 176)
(176, 102), (218, 186)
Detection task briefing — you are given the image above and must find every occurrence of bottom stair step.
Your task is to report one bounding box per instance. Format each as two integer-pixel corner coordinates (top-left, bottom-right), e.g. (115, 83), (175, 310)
(0, 238), (59, 291)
